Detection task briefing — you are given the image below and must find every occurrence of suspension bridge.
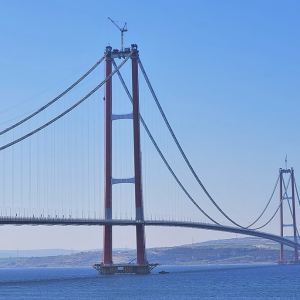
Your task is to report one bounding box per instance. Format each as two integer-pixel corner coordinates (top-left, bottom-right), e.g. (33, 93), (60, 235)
(0, 44), (300, 274)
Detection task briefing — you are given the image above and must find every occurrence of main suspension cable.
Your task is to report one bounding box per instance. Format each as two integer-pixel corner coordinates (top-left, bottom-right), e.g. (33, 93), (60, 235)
(247, 173), (280, 228)
(112, 60), (220, 225)
(138, 58), (277, 229)
(0, 55), (106, 136)
(283, 177), (300, 237)
(286, 198), (300, 237)
(294, 177), (300, 208)
(294, 178), (300, 238)
(0, 51), (134, 151)
(251, 173), (291, 230)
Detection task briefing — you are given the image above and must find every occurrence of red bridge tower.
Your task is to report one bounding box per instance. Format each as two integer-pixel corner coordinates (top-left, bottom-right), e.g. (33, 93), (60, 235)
(94, 44), (157, 274)
(279, 167), (299, 264)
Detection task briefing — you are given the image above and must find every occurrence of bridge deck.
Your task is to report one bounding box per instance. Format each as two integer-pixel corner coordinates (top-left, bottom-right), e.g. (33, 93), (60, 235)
(0, 217), (297, 249)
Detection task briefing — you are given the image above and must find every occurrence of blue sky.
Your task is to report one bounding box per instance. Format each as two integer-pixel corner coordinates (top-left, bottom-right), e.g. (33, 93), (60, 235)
(0, 0), (299, 251)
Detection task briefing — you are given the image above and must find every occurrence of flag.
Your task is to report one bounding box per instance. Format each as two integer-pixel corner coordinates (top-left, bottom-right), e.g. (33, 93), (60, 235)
(285, 154), (287, 169)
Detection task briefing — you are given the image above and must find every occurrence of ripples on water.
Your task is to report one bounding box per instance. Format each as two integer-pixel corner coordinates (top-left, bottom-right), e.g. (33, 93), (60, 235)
(0, 265), (299, 299)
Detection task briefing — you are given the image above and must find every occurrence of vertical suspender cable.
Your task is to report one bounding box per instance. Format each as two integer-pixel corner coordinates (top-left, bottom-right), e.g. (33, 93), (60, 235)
(0, 55), (107, 136)
(112, 60), (220, 225)
(0, 51), (134, 152)
(138, 58), (280, 229)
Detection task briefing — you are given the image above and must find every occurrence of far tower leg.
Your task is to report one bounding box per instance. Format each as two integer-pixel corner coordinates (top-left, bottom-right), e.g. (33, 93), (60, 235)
(103, 46), (113, 265)
(279, 169), (284, 262)
(131, 45), (146, 265)
(291, 168), (298, 261)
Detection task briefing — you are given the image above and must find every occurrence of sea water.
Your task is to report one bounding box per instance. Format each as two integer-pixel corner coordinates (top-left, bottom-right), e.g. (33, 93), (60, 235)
(0, 265), (299, 299)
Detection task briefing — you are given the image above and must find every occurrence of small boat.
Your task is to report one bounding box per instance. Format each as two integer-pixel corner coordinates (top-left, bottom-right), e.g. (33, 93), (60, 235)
(159, 270), (169, 274)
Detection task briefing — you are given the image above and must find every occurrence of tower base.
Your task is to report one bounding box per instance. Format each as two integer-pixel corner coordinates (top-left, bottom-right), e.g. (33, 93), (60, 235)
(278, 260), (300, 265)
(93, 263), (158, 275)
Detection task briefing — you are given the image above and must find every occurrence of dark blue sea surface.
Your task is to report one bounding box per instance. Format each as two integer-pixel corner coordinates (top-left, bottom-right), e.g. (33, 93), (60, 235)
(0, 264), (299, 299)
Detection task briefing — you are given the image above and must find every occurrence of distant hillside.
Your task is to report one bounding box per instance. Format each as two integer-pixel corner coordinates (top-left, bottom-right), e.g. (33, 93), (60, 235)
(0, 236), (296, 268)
(0, 249), (81, 258)
(184, 236), (299, 248)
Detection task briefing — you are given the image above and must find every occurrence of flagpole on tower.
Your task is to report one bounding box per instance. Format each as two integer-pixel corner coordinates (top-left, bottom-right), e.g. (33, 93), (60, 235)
(285, 154), (287, 170)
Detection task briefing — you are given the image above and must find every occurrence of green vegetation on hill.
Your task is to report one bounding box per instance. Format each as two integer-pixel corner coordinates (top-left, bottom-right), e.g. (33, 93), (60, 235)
(0, 239), (296, 268)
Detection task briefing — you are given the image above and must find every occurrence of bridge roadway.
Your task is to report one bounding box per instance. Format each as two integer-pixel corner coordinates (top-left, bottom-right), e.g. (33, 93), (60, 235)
(0, 216), (297, 249)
